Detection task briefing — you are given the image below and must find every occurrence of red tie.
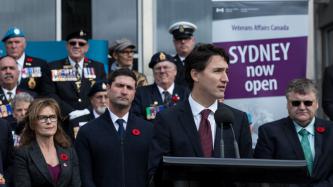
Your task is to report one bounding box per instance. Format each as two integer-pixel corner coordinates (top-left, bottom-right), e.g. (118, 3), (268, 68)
(199, 109), (213, 157)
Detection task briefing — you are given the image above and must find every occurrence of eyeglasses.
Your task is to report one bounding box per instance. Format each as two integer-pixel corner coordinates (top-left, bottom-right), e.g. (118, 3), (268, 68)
(37, 115), (57, 123)
(290, 100), (314, 107)
(69, 41), (87, 47)
(119, 50), (134, 55)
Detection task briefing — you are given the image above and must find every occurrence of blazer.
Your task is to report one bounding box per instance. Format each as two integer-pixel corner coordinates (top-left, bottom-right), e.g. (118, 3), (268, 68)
(148, 100), (253, 186)
(45, 57), (106, 115)
(18, 55), (53, 96)
(0, 119), (13, 185)
(13, 141), (81, 187)
(131, 83), (189, 121)
(75, 111), (153, 187)
(254, 117), (333, 186)
(322, 65), (333, 120)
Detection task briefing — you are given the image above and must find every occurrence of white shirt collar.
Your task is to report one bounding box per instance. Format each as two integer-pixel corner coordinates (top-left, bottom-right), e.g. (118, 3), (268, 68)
(188, 94), (218, 116)
(108, 108), (129, 130)
(157, 83), (175, 96)
(68, 57), (84, 69)
(2, 87), (17, 100)
(294, 117), (315, 135)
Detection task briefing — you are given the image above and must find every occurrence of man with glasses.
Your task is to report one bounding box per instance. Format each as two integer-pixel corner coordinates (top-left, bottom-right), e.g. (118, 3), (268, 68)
(2, 27), (52, 96)
(131, 52), (189, 121)
(109, 38), (148, 87)
(46, 30), (106, 132)
(254, 78), (333, 186)
(169, 21), (197, 87)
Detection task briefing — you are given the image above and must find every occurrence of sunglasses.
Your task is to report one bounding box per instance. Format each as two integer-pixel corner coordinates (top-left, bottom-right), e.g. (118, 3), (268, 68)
(290, 100), (313, 107)
(69, 41), (87, 47)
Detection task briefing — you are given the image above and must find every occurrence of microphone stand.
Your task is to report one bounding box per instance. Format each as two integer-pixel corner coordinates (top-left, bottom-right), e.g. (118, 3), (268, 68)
(230, 124), (240, 158)
(220, 123), (224, 158)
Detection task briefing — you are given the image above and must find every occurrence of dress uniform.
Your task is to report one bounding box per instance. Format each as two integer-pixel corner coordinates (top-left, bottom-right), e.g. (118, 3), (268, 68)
(2, 27), (53, 96)
(131, 52), (189, 121)
(168, 21), (197, 87)
(45, 30), (106, 116)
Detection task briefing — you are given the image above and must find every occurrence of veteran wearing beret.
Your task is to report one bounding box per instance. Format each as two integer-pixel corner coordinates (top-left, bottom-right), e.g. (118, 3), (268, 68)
(69, 80), (109, 139)
(45, 30), (106, 128)
(2, 27), (52, 96)
(109, 38), (148, 87)
(169, 21), (197, 87)
(131, 52), (189, 121)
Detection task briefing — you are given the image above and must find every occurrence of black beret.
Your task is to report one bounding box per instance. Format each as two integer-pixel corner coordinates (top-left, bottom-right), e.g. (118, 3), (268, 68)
(88, 80), (108, 97)
(66, 30), (89, 41)
(149, 52), (176, 69)
(168, 21), (197, 40)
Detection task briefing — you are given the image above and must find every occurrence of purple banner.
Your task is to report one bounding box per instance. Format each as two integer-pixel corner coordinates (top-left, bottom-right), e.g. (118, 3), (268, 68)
(215, 36), (307, 99)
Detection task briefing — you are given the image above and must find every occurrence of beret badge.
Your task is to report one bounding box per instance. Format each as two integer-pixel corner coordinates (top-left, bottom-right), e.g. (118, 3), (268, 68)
(159, 52), (166, 61)
(179, 25), (185, 33)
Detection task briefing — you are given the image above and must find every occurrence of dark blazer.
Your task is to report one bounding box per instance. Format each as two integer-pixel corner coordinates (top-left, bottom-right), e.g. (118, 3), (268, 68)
(0, 119), (14, 185)
(173, 55), (187, 87)
(75, 111), (153, 187)
(45, 57), (106, 115)
(18, 55), (52, 96)
(254, 117), (333, 186)
(322, 65), (333, 120)
(148, 100), (253, 185)
(13, 141), (81, 187)
(131, 83), (189, 121)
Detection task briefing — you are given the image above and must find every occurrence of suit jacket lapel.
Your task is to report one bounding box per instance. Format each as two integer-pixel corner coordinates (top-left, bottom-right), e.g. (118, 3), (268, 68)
(178, 100), (203, 156)
(100, 110), (118, 136)
(56, 145), (70, 186)
(152, 84), (163, 105)
(282, 118), (305, 159)
(29, 141), (54, 185)
(312, 119), (325, 174)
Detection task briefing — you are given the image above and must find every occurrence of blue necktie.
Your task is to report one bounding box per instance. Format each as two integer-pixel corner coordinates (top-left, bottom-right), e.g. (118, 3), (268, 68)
(116, 119), (125, 138)
(298, 129), (313, 175)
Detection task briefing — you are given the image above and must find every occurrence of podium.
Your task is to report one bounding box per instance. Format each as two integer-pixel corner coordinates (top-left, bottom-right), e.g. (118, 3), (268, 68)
(161, 156), (309, 184)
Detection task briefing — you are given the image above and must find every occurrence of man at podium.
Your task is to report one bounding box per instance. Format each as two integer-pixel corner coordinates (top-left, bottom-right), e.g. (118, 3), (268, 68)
(149, 44), (253, 186)
(254, 78), (333, 186)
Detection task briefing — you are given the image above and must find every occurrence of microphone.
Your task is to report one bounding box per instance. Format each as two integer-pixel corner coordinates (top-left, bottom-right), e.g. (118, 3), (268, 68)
(214, 107), (240, 158)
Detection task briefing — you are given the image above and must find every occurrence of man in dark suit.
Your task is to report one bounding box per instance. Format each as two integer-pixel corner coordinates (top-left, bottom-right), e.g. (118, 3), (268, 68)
(45, 30), (106, 120)
(168, 21), (197, 87)
(254, 78), (333, 186)
(0, 118), (14, 186)
(322, 64), (333, 120)
(149, 44), (252, 186)
(2, 27), (52, 96)
(75, 69), (153, 187)
(131, 51), (189, 121)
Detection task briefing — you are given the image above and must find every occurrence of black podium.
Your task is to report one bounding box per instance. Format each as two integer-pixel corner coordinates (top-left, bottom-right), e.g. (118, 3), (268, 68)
(161, 156), (309, 184)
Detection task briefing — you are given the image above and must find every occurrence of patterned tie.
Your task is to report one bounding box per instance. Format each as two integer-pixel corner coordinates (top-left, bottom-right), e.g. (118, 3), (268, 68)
(199, 109), (213, 157)
(298, 129), (313, 175)
(116, 119), (125, 138)
(7, 91), (13, 103)
(163, 91), (172, 105)
(75, 62), (81, 80)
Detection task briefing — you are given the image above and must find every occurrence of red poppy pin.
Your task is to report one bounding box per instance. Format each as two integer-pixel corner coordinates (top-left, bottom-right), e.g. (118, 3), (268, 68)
(60, 153), (69, 161)
(84, 57), (89, 63)
(132, 129), (141, 136)
(172, 95), (180, 103)
(316, 126), (326, 134)
(26, 58), (33, 62)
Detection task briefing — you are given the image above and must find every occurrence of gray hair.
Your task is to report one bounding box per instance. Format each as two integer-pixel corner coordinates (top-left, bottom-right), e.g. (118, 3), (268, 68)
(285, 78), (318, 100)
(12, 92), (34, 109)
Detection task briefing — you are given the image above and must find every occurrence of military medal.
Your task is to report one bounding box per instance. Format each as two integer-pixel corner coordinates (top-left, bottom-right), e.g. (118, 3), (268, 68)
(28, 77), (36, 89)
